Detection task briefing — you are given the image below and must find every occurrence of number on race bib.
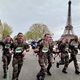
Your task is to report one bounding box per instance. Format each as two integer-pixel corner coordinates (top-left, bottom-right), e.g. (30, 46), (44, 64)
(42, 47), (49, 53)
(15, 47), (23, 54)
(5, 44), (10, 49)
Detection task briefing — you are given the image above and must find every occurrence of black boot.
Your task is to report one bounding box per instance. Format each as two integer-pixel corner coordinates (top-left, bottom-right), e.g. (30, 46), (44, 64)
(62, 68), (67, 74)
(37, 72), (45, 80)
(47, 71), (52, 76)
(62, 70), (67, 74)
(75, 70), (80, 75)
(16, 78), (18, 80)
(3, 67), (7, 79)
(56, 62), (59, 68)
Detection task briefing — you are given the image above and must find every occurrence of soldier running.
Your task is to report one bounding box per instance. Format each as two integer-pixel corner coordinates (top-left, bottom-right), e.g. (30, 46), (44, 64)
(56, 39), (69, 74)
(11, 33), (30, 80)
(69, 37), (80, 74)
(34, 33), (55, 80)
(0, 35), (13, 78)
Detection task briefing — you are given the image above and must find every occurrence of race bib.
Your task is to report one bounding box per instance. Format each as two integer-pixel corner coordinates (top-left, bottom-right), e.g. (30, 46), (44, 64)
(65, 47), (68, 51)
(72, 44), (78, 48)
(5, 44), (10, 49)
(15, 47), (23, 54)
(42, 47), (49, 53)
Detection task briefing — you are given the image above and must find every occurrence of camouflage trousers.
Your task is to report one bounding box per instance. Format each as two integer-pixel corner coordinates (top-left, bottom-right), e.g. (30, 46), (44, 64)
(2, 54), (11, 76)
(38, 53), (53, 75)
(59, 52), (69, 71)
(12, 57), (23, 80)
(69, 53), (79, 71)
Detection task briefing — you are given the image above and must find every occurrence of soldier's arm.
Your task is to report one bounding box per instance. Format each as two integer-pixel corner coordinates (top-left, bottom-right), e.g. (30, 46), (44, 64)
(25, 43), (30, 52)
(33, 41), (43, 55)
(22, 43), (30, 58)
(51, 42), (60, 54)
(0, 41), (4, 46)
(0, 41), (5, 50)
(10, 43), (14, 50)
(78, 43), (80, 50)
(9, 43), (15, 54)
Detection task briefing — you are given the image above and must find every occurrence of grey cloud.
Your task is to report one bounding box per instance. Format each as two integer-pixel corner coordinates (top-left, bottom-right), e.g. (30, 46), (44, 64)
(0, 0), (80, 40)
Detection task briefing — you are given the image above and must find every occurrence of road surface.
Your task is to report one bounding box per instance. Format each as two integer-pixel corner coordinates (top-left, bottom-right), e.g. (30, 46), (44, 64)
(0, 47), (80, 80)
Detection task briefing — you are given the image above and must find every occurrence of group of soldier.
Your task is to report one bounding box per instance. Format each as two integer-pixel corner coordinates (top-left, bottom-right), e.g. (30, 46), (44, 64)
(0, 33), (30, 80)
(32, 34), (80, 80)
(0, 33), (80, 80)
(56, 37), (80, 75)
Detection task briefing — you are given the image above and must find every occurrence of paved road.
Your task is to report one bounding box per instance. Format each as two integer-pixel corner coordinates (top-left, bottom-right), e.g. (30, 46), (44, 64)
(0, 48), (80, 80)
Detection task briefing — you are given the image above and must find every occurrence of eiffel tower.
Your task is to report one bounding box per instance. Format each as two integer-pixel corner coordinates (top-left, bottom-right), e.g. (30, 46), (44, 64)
(61, 0), (77, 42)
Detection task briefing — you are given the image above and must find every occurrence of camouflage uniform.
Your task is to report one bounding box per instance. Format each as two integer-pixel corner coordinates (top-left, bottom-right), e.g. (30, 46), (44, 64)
(12, 42), (29, 80)
(57, 41), (69, 73)
(69, 39), (80, 74)
(36, 39), (54, 80)
(0, 41), (12, 78)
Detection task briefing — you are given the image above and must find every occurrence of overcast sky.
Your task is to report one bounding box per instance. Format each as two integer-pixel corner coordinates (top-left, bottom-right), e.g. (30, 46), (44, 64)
(0, 0), (80, 40)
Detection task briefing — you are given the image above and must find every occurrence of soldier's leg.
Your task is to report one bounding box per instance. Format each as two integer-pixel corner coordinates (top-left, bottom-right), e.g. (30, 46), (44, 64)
(17, 59), (23, 79)
(7, 55), (11, 65)
(73, 55), (80, 74)
(2, 55), (8, 78)
(7, 55), (12, 69)
(69, 54), (73, 63)
(47, 55), (52, 75)
(59, 54), (65, 64)
(37, 70), (45, 80)
(12, 58), (18, 80)
(37, 58), (46, 80)
(62, 53), (69, 74)
(56, 53), (65, 68)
